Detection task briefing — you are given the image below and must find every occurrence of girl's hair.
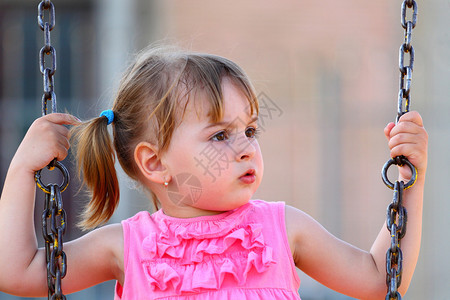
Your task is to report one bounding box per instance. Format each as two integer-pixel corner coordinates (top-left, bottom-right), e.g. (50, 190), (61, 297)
(71, 46), (259, 230)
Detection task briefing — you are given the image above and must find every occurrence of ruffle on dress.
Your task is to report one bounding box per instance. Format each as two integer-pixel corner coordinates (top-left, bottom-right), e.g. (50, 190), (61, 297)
(140, 205), (276, 294)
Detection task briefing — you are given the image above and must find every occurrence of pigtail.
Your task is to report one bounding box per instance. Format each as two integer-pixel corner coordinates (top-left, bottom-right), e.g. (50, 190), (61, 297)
(71, 116), (119, 230)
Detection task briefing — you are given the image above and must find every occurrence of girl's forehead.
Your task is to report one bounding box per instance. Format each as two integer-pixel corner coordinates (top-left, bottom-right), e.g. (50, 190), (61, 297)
(184, 95), (254, 128)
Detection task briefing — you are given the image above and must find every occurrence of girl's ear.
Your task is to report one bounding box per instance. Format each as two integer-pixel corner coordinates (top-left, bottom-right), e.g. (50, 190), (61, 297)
(134, 142), (169, 184)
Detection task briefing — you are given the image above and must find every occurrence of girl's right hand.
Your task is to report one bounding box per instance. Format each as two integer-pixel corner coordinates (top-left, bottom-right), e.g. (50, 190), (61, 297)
(12, 113), (81, 173)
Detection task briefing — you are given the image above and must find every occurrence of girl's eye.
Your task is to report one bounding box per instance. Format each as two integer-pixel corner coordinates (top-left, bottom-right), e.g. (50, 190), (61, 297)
(245, 127), (260, 139)
(211, 130), (229, 141)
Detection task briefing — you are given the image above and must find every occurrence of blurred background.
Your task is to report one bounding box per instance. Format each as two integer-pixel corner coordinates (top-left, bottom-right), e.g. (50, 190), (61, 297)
(0, 0), (448, 299)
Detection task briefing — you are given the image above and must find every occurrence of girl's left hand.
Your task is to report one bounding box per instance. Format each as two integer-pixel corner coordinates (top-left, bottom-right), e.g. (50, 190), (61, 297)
(384, 111), (428, 182)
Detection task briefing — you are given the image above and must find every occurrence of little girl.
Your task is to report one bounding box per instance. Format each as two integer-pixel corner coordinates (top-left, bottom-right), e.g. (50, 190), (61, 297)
(0, 46), (427, 299)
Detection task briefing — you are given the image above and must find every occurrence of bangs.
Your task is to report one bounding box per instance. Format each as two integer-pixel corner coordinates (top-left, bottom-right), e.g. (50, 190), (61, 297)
(176, 54), (259, 124)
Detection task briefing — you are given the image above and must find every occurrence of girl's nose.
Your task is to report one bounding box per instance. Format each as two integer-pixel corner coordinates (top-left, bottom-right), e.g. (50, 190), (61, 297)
(233, 134), (256, 162)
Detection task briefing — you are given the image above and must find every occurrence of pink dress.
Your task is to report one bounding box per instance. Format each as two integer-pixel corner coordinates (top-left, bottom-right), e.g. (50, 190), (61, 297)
(115, 199), (301, 299)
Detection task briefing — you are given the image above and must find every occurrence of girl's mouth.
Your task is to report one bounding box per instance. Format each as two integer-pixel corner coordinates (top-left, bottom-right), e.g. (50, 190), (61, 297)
(239, 169), (256, 184)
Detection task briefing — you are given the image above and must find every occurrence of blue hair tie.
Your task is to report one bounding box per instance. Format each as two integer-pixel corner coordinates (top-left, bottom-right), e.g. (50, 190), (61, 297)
(99, 109), (114, 125)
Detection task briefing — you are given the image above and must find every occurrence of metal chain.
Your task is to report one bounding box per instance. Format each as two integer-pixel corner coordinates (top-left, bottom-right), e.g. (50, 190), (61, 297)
(36, 1), (68, 299)
(381, 1), (418, 299)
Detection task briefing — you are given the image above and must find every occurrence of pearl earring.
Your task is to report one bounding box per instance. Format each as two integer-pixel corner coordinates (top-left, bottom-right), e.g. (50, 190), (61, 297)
(164, 181), (169, 187)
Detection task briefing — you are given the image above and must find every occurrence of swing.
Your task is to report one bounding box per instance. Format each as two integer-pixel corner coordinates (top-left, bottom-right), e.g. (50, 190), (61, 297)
(32, 1), (419, 299)
(381, 1), (418, 300)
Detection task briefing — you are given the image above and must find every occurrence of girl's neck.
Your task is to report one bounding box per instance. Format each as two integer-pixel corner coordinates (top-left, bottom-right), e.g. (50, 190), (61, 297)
(159, 203), (228, 219)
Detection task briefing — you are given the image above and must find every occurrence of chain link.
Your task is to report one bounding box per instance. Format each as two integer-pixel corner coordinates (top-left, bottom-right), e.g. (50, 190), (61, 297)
(382, 1), (418, 299)
(35, 1), (68, 299)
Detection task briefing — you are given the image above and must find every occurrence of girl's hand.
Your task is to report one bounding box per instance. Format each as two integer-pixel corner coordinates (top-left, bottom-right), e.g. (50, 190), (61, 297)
(384, 111), (428, 182)
(11, 113), (81, 173)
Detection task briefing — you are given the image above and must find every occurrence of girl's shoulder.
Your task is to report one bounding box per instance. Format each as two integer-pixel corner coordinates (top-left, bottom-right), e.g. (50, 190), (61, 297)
(92, 223), (124, 262)
(249, 199), (287, 221)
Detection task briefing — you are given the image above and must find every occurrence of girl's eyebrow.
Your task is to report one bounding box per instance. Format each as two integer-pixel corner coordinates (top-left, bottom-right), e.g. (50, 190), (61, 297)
(204, 116), (258, 130)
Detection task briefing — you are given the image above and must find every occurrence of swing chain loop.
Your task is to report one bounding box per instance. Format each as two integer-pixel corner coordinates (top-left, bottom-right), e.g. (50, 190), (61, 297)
(35, 161), (70, 194)
(384, 1), (417, 299)
(381, 156), (417, 190)
(37, 1), (68, 299)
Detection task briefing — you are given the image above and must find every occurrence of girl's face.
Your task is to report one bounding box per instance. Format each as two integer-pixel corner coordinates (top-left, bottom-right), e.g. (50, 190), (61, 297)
(159, 77), (263, 217)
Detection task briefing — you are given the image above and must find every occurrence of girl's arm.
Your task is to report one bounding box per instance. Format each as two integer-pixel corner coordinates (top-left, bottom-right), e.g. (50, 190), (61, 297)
(0, 114), (124, 297)
(286, 111), (427, 300)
